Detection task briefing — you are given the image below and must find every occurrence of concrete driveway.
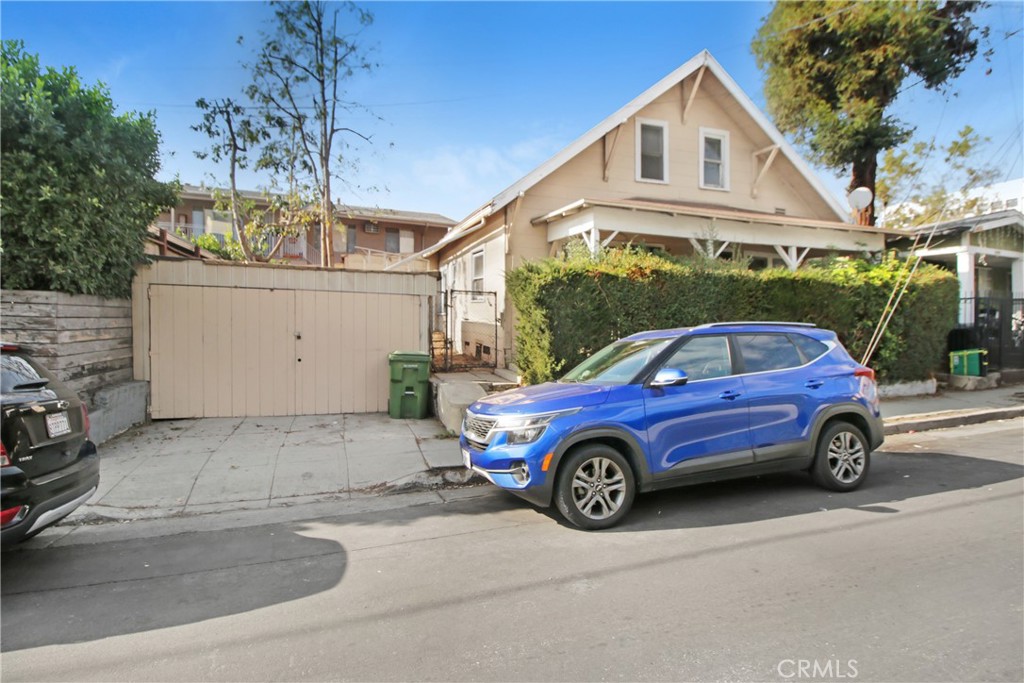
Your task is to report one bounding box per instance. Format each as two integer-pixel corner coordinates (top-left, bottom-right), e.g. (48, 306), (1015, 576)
(78, 414), (466, 522)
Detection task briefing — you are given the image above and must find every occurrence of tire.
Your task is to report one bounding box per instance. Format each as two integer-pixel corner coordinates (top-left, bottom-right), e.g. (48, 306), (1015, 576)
(811, 421), (871, 492)
(554, 444), (636, 530)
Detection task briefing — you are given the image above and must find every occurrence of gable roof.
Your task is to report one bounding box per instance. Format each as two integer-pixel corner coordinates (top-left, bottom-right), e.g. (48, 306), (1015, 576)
(442, 49), (850, 244)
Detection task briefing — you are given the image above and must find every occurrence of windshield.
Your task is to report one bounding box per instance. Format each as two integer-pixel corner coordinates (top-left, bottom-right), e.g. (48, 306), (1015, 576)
(561, 338), (673, 385)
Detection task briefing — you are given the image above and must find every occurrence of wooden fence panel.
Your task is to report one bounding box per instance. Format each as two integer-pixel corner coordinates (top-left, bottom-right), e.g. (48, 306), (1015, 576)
(1, 289), (133, 402)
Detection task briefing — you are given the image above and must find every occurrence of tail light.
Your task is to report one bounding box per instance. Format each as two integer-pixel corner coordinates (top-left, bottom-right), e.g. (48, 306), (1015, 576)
(0, 441), (9, 467)
(1, 505), (25, 527)
(81, 404), (91, 437)
(854, 367), (876, 382)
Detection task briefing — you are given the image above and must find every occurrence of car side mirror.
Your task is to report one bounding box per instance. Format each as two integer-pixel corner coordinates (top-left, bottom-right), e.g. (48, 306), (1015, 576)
(650, 368), (688, 388)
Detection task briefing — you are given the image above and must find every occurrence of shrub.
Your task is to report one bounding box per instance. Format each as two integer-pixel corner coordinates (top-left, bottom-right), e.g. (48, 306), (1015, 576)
(0, 41), (177, 298)
(507, 250), (957, 384)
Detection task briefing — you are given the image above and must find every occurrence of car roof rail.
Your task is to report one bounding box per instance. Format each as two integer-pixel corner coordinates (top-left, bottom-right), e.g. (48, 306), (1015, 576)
(696, 321), (818, 329)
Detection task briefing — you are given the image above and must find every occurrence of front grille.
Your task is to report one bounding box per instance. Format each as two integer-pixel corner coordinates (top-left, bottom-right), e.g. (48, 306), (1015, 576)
(463, 411), (497, 447)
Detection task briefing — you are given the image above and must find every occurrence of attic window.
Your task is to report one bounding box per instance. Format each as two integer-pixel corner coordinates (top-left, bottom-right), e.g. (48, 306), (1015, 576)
(636, 118), (669, 183)
(699, 127), (730, 191)
(1007, 198), (1019, 208)
(774, 207), (787, 216)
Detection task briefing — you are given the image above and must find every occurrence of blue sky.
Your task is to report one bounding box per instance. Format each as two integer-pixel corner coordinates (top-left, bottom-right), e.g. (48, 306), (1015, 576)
(3, 1), (1022, 222)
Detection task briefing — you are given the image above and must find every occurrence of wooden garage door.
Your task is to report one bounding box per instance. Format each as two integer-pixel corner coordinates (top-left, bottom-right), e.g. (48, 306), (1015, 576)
(149, 285), (423, 418)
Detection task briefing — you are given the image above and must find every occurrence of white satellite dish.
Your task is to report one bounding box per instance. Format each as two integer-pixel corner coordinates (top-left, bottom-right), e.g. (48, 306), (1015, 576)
(848, 187), (873, 211)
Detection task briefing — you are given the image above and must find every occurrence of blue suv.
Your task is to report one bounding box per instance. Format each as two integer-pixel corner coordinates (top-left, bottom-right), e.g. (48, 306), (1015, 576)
(461, 322), (883, 529)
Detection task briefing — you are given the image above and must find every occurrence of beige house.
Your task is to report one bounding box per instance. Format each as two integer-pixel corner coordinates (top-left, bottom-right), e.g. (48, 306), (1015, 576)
(395, 50), (894, 369)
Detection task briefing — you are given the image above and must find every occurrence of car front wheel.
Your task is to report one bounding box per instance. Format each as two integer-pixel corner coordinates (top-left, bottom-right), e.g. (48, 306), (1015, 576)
(554, 444), (635, 530)
(812, 421), (870, 492)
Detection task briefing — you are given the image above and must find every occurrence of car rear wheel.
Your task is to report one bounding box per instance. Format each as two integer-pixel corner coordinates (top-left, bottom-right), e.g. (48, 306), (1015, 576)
(554, 444), (635, 530)
(812, 421), (870, 492)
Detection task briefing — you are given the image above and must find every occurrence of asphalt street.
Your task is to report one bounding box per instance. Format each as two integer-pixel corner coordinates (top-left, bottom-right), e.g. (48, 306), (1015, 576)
(2, 419), (1022, 682)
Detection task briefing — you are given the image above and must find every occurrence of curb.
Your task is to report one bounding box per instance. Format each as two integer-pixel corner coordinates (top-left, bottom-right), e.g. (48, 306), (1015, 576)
(883, 406), (1024, 436)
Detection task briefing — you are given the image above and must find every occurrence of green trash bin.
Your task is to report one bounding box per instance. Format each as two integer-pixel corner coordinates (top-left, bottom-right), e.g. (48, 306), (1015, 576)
(388, 351), (431, 419)
(949, 348), (988, 376)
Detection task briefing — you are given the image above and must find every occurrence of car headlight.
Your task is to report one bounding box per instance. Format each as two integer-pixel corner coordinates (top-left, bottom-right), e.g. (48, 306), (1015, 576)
(495, 409), (579, 445)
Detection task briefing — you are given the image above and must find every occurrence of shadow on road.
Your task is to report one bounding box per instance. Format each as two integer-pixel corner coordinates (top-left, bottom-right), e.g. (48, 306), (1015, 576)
(2, 444), (1019, 653)
(609, 449), (1024, 532)
(1, 522), (345, 652)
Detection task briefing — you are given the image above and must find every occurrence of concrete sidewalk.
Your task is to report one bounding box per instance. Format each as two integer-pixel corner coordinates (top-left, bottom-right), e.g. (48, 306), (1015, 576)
(69, 383), (1023, 527)
(77, 414), (469, 523)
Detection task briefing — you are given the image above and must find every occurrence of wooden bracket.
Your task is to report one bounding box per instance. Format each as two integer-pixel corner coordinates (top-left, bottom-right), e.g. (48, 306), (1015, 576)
(603, 125), (622, 181)
(682, 65), (707, 124)
(751, 144), (780, 198)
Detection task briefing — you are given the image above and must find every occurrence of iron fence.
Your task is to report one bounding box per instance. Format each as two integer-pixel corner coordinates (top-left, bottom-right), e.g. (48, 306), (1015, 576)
(955, 296), (1024, 369)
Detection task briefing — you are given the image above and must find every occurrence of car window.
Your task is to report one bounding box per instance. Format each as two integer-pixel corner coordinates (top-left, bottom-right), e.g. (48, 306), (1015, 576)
(736, 334), (804, 373)
(1, 354), (48, 393)
(562, 338), (673, 385)
(789, 333), (829, 363)
(661, 335), (732, 380)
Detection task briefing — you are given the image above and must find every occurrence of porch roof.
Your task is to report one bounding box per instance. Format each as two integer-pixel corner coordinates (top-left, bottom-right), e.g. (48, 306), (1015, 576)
(531, 197), (900, 237)
(898, 208), (1023, 238)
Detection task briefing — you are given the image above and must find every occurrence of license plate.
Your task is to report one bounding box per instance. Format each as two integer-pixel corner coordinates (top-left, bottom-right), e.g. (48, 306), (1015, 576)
(462, 448), (471, 469)
(45, 411), (72, 438)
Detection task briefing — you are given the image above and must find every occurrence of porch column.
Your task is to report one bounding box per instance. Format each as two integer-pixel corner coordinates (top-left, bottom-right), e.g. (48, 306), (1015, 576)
(773, 245), (809, 271)
(956, 250), (976, 325)
(1011, 256), (1024, 299)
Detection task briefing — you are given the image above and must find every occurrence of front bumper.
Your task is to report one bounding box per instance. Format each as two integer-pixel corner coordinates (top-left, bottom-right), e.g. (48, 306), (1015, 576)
(1, 441), (100, 547)
(460, 427), (565, 508)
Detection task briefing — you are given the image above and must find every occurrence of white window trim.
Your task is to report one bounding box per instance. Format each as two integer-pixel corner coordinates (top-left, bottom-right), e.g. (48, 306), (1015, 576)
(635, 118), (669, 184)
(699, 127), (730, 191)
(471, 249), (485, 300)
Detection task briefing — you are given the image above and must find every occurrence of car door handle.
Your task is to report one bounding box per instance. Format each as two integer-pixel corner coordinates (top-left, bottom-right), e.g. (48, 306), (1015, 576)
(718, 390), (741, 400)
(805, 379), (825, 389)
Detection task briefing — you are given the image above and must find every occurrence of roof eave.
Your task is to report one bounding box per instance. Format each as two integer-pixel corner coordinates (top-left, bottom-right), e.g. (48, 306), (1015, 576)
(477, 50), (850, 225)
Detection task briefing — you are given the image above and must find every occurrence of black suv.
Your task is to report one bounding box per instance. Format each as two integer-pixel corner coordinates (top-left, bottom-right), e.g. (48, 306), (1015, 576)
(1, 343), (100, 546)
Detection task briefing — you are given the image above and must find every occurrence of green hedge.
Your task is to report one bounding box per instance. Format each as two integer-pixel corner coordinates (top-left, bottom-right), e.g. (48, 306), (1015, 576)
(507, 250), (959, 384)
(1, 41), (177, 298)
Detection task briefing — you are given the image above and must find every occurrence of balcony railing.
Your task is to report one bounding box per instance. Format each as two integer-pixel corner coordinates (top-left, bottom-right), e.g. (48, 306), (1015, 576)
(153, 222), (225, 246)
(342, 247), (428, 272)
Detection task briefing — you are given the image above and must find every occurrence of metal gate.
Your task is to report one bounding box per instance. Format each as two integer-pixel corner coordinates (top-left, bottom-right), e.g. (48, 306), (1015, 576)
(956, 296), (1024, 370)
(431, 289), (499, 371)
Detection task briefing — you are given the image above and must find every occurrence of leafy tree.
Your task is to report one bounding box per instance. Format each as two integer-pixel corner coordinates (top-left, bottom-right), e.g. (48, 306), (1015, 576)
(189, 232), (245, 261)
(876, 125), (999, 227)
(0, 40), (177, 297)
(245, 0), (377, 267)
(752, 1), (988, 225)
(192, 98), (268, 260)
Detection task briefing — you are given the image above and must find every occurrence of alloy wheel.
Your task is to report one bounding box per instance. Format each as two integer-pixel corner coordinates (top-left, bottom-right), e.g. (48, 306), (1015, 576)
(827, 431), (866, 484)
(570, 456), (627, 520)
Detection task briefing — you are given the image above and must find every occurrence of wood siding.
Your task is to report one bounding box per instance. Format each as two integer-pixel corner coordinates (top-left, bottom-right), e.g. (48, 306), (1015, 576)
(1, 290), (133, 401)
(134, 259), (438, 418)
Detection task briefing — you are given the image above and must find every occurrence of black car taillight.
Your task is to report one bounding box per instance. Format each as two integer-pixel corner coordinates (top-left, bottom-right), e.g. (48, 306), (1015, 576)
(1, 505), (25, 527)
(81, 404), (91, 437)
(0, 441), (9, 467)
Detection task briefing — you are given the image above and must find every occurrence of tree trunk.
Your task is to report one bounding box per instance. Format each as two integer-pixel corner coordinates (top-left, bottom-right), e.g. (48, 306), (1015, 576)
(849, 154), (878, 226)
(321, 179), (334, 268)
(229, 161), (255, 262)
(225, 110), (255, 261)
